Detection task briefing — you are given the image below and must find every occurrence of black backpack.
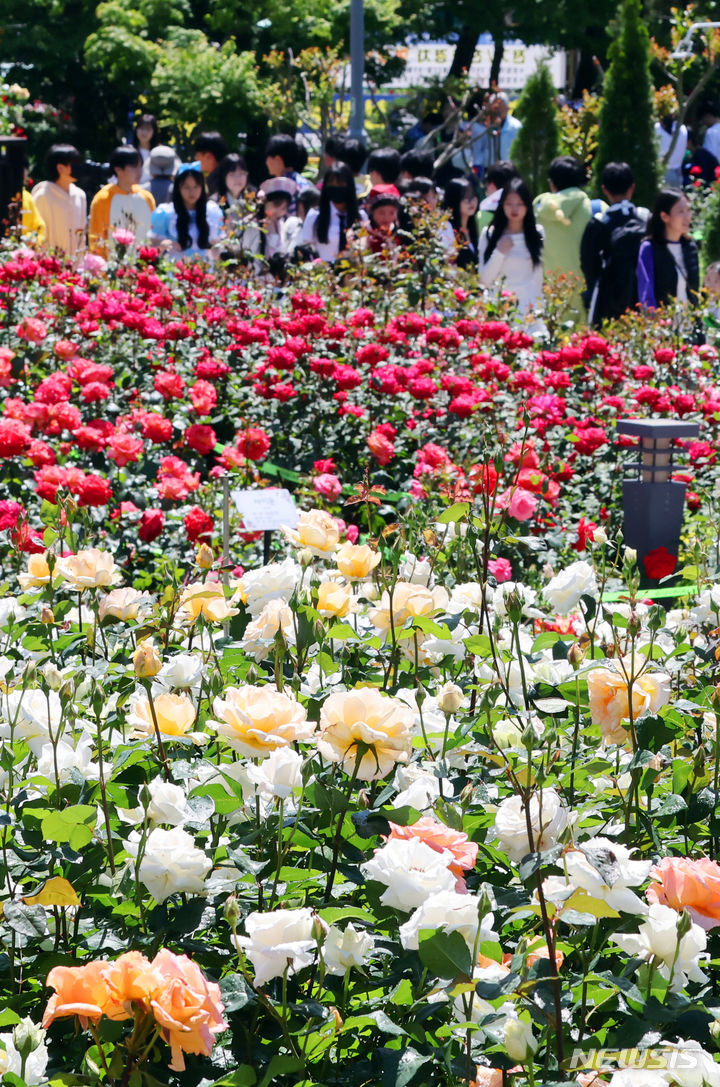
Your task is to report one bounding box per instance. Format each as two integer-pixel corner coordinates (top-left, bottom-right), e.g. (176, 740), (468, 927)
(590, 208), (648, 323)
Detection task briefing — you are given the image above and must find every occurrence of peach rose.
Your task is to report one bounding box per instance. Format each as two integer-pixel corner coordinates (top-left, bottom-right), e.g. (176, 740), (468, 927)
(647, 856), (720, 931)
(149, 949), (227, 1071)
(208, 684), (314, 756)
(369, 581), (448, 633)
(317, 580), (354, 618)
(335, 542), (381, 580)
(524, 937), (565, 970)
(318, 688), (413, 780)
(42, 961), (131, 1029)
(283, 508), (340, 557)
(178, 581), (238, 623)
(470, 1068), (504, 1087)
(587, 665), (671, 745)
(129, 692), (197, 739)
(18, 552), (53, 590)
(103, 951), (162, 1007)
(387, 816), (479, 890)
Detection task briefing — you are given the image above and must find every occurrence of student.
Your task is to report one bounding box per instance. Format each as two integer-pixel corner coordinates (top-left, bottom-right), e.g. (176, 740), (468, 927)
(143, 145), (177, 206)
(442, 177), (480, 269)
(297, 163), (362, 262)
(264, 134), (309, 211)
(479, 178), (544, 313)
(31, 144), (87, 256)
(239, 178), (300, 278)
(399, 148), (435, 182)
(21, 161), (45, 242)
(365, 184), (402, 252)
(683, 130), (719, 186)
(478, 160), (520, 230)
(655, 115), (688, 188)
(335, 137), (369, 197)
(150, 162), (223, 259)
(296, 187), (321, 222)
(193, 131), (228, 197)
(89, 146), (155, 253)
(581, 161), (649, 326)
(367, 148), (401, 187)
(133, 113), (159, 181)
(215, 154), (251, 211)
(637, 188), (698, 309)
(534, 156), (595, 315)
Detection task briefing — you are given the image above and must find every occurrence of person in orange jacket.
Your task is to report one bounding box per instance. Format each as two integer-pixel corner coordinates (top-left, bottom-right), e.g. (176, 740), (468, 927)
(89, 146), (155, 254)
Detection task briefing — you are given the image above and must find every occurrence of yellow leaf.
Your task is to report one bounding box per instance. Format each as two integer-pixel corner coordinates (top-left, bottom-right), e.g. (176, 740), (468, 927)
(23, 877), (80, 908)
(564, 890), (619, 919)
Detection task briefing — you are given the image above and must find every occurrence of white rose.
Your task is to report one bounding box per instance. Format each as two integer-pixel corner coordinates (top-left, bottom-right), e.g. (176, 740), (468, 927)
(611, 903), (708, 992)
(544, 560), (598, 616)
(492, 582), (538, 620)
(240, 600), (296, 662)
(144, 778), (192, 825)
(436, 681), (468, 714)
(447, 581), (485, 615)
(609, 1071), (669, 1087)
(243, 747), (305, 800)
(541, 838), (651, 916)
(126, 826), (211, 902)
(235, 907), (324, 987)
(236, 559), (301, 618)
(399, 890), (497, 953)
(156, 653), (205, 690)
(661, 1039), (720, 1087)
(35, 734), (97, 783)
(494, 789), (569, 862)
(3, 689), (63, 754)
(362, 837), (456, 911)
(322, 923), (373, 975)
(398, 551), (434, 586)
(98, 587), (152, 622)
(394, 765), (442, 811)
(0, 597), (27, 627)
(504, 1015), (538, 1063)
(0, 1029), (48, 1086)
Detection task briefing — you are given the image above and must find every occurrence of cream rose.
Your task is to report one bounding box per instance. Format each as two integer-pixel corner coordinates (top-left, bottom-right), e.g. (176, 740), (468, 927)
(99, 587), (152, 622)
(18, 553), (53, 590)
(128, 692), (198, 739)
(587, 664), (671, 745)
(335, 542), (381, 580)
(208, 685), (314, 757)
(317, 580), (354, 618)
(56, 548), (121, 590)
(369, 581), (448, 633)
(317, 688), (413, 780)
(283, 509), (340, 557)
(178, 581), (238, 623)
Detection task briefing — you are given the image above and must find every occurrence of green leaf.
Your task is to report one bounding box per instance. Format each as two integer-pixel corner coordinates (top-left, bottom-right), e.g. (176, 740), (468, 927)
(418, 929), (472, 978)
(219, 973), (252, 1013)
(202, 1069), (257, 1087)
(436, 502), (469, 524)
(3, 900), (48, 941)
(377, 1046), (431, 1087)
(41, 805), (97, 850)
(256, 1056), (303, 1087)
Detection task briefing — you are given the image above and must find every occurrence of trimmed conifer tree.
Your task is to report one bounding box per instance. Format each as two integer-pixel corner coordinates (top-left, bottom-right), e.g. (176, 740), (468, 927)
(511, 63), (560, 196)
(593, 0), (659, 206)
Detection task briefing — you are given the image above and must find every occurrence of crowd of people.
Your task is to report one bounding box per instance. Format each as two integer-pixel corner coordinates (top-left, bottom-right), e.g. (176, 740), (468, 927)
(15, 100), (720, 328)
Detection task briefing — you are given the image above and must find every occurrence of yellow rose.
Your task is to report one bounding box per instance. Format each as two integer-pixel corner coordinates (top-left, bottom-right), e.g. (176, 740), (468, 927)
(130, 692), (197, 737)
(317, 688), (413, 780)
(99, 587), (151, 622)
(178, 582), (238, 623)
(369, 581), (447, 633)
(56, 548), (121, 590)
(335, 542), (381, 580)
(283, 509), (339, 557)
(208, 685), (314, 756)
(18, 552), (53, 590)
(196, 544), (214, 569)
(133, 639), (162, 678)
(317, 581), (353, 618)
(587, 665), (671, 745)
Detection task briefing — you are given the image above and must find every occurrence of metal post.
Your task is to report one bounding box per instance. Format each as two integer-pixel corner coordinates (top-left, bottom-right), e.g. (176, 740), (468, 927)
(349, 0), (365, 139)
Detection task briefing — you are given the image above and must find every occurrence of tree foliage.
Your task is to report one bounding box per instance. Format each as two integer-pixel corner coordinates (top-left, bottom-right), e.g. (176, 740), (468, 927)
(593, 0), (659, 206)
(511, 63), (560, 195)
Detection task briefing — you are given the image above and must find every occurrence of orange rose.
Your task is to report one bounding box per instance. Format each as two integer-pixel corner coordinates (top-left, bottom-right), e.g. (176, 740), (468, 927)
(104, 951), (163, 1007)
(470, 1069), (504, 1087)
(647, 856), (720, 931)
(42, 962), (131, 1029)
(586, 665), (671, 745)
(524, 937), (565, 971)
(387, 816), (479, 889)
(149, 949), (227, 1071)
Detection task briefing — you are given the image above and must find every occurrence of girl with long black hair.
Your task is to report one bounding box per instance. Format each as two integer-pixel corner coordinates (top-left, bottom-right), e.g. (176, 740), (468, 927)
(442, 177), (479, 269)
(637, 188), (698, 309)
(479, 178), (544, 313)
(150, 163), (223, 259)
(132, 114), (159, 182)
(297, 163), (362, 261)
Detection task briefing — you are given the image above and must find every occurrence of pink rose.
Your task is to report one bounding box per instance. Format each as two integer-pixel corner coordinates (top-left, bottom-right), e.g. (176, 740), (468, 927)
(487, 557), (512, 583)
(313, 473), (343, 500)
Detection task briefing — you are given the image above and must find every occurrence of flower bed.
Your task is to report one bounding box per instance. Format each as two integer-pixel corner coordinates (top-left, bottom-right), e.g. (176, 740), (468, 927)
(3, 249), (720, 1086)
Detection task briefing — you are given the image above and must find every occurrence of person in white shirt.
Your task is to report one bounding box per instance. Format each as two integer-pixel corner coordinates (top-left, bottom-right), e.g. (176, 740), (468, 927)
(702, 104), (720, 164)
(297, 163), (363, 262)
(655, 116), (688, 188)
(479, 178), (545, 315)
(32, 144), (87, 257)
(133, 113), (159, 183)
(150, 162), (223, 259)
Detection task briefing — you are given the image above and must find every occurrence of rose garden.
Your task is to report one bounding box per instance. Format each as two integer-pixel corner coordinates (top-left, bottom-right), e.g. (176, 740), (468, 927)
(1, 229), (720, 1087)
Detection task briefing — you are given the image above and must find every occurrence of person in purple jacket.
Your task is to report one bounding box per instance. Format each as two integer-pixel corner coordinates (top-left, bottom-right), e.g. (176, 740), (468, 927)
(636, 189), (699, 309)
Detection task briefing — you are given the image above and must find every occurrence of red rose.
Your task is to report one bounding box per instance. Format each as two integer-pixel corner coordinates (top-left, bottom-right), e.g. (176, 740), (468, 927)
(0, 418), (31, 458)
(0, 500), (23, 531)
(367, 430), (394, 466)
(185, 424), (217, 455)
(107, 433), (144, 466)
(236, 427), (271, 461)
(141, 414), (173, 443)
(154, 370), (186, 399)
(76, 474), (113, 507)
(139, 508), (165, 543)
(643, 546), (677, 579)
(184, 506), (214, 542)
(16, 317), (47, 343)
(189, 379), (217, 415)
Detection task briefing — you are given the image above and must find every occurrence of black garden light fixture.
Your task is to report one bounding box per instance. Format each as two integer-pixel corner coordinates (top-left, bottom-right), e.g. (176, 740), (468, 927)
(616, 419), (699, 568)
